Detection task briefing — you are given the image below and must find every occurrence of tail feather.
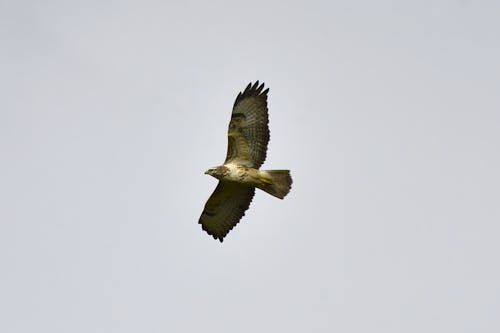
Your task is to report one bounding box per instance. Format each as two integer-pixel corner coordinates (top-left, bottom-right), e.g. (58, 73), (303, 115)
(258, 170), (292, 199)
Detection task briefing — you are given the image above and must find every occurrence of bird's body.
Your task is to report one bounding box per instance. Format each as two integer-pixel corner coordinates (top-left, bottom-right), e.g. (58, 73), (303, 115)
(199, 81), (292, 242)
(206, 163), (267, 187)
(205, 163), (291, 199)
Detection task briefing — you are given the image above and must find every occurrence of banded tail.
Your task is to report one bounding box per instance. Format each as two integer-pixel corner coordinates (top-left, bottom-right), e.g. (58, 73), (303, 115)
(258, 170), (292, 199)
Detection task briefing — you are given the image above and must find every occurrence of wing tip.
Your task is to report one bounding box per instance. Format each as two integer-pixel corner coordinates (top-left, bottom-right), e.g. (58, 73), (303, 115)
(233, 80), (269, 107)
(199, 220), (228, 243)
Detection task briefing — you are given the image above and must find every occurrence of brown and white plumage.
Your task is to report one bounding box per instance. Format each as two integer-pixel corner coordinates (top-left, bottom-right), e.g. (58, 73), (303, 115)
(199, 182), (255, 241)
(199, 81), (292, 242)
(226, 82), (270, 168)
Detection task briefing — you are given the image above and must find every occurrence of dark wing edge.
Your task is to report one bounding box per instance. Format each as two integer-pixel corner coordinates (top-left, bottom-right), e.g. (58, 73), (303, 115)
(233, 81), (270, 109)
(199, 181), (256, 242)
(225, 81), (270, 168)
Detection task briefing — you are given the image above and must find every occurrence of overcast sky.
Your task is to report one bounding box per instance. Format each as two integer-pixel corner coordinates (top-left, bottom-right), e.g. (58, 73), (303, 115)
(1, 1), (499, 332)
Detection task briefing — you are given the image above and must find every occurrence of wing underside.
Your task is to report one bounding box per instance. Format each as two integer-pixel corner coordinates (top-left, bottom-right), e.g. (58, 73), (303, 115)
(199, 181), (255, 242)
(225, 81), (270, 168)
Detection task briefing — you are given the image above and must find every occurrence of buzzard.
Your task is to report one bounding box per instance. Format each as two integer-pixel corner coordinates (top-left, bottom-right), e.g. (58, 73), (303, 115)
(199, 81), (292, 242)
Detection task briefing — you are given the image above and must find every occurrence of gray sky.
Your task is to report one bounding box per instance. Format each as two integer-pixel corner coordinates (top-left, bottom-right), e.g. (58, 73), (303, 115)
(1, 1), (499, 332)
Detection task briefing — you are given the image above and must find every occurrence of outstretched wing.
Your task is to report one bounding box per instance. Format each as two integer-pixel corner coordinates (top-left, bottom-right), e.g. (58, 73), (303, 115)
(199, 181), (255, 242)
(225, 81), (270, 168)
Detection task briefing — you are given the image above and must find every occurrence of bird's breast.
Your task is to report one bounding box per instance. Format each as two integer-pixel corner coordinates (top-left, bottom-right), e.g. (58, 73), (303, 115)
(223, 163), (261, 186)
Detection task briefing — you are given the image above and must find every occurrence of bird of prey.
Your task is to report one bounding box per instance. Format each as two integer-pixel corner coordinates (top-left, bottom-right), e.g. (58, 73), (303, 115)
(199, 81), (292, 242)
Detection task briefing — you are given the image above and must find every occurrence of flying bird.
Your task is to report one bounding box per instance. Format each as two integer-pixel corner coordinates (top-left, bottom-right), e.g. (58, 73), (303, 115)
(199, 81), (292, 242)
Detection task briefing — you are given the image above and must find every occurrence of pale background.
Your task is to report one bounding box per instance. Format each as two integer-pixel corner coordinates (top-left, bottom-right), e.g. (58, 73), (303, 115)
(1, 1), (499, 332)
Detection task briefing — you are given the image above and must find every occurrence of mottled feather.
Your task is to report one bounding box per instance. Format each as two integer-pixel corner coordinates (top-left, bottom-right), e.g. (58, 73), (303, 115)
(199, 181), (255, 242)
(225, 81), (270, 168)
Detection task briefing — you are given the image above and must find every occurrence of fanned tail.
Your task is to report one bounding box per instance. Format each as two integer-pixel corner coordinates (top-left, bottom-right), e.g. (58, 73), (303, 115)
(258, 170), (292, 199)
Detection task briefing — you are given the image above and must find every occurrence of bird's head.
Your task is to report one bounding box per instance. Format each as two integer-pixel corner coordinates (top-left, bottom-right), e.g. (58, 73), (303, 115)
(204, 168), (216, 176)
(204, 166), (229, 179)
